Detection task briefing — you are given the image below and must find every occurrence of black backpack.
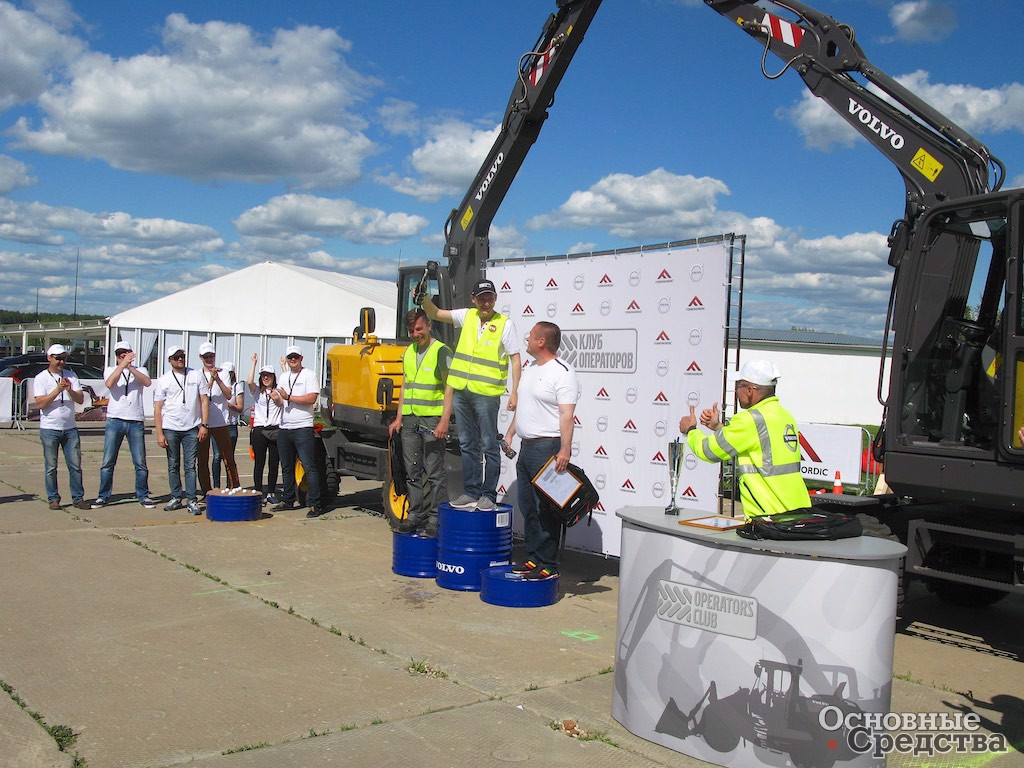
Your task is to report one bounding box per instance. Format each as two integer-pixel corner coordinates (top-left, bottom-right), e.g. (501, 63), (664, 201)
(736, 509), (862, 541)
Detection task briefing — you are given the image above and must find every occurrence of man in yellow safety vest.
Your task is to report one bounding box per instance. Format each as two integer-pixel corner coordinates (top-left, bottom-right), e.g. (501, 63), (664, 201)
(678, 359), (810, 518)
(423, 279), (521, 511)
(388, 309), (453, 536)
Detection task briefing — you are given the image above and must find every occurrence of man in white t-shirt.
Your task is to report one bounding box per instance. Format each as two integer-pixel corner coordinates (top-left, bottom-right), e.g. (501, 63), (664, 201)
(34, 344), (91, 510)
(90, 340), (155, 509)
(270, 345), (323, 516)
(153, 346), (208, 515)
(502, 322), (579, 581)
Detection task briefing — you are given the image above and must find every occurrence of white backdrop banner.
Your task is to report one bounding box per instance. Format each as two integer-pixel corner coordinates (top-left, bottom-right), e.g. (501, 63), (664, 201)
(488, 240), (732, 557)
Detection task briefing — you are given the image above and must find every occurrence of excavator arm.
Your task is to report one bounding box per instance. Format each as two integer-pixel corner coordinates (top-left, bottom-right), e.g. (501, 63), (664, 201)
(438, 0), (603, 310)
(704, 0), (1003, 239)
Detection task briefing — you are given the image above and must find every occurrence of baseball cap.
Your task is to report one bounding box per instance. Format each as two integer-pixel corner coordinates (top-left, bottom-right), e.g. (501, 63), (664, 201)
(114, 340), (132, 352)
(471, 279), (496, 297)
(166, 345), (185, 358)
(198, 342), (216, 356)
(730, 359), (781, 386)
(259, 365), (275, 375)
(285, 345), (302, 356)
(221, 362), (235, 373)
(47, 343), (67, 356)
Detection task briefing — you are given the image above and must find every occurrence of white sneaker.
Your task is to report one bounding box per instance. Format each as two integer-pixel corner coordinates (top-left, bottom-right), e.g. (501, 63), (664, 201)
(476, 497), (495, 511)
(163, 498), (183, 512)
(187, 501), (203, 516)
(449, 494), (477, 510)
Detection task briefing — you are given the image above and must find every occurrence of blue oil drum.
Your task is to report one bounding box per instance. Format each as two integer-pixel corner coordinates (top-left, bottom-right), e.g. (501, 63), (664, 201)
(435, 502), (513, 591)
(205, 489), (262, 522)
(392, 531), (438, 578)
(479, 566), (559, 608)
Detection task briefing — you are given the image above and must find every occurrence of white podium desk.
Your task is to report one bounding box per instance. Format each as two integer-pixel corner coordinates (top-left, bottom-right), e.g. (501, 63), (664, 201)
(613, 506), (906, 768)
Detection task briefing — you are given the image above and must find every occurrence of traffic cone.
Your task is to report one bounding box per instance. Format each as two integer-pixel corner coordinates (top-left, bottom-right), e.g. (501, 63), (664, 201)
(832, 470), (843, 495)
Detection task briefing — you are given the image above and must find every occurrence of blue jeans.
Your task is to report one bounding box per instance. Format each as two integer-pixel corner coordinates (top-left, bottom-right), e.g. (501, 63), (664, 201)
(517, 437), (563, 567)
(277, 426), (320, 508)
(40, 428), (84, 503)
(164, 427), (199, 503)
(97, 417), (149, 501)
(452, 389), (500, 502)
(212, 424), (238, 487)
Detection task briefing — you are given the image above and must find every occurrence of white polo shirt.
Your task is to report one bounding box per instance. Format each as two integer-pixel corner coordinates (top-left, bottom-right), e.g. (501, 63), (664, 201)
(514, 357), (579, 439)
(153, 368), (203, 431)
(34, 369), (80, 431)
(103, 365), (149, 421)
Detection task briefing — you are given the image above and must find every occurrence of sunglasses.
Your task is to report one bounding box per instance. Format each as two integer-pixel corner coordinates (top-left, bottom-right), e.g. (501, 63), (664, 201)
(169, 354), (185, 360)
(286, 354), (301, 360)
(51, 356), (68, 362)
(200, 353), (216, 359)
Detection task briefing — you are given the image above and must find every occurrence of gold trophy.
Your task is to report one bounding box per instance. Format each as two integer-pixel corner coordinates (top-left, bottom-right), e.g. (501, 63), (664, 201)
(665, 438), (684, 515)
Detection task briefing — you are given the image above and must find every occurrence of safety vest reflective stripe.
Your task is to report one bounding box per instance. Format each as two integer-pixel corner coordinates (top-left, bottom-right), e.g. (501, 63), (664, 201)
(447, 311), (508, 396)
(401, 340), (447, 415)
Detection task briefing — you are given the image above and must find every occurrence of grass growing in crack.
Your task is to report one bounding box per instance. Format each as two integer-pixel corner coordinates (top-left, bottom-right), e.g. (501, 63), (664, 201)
(1, 679), (86, 764)
(526, 683), (540, 691)
(304, 727), (331, 738)
(551, 719), (619, 747)
(222, 742), (272, 754)
(407, 658), (449, 679)
(598, 666), (614, 675)
(371, 717), (385, 725)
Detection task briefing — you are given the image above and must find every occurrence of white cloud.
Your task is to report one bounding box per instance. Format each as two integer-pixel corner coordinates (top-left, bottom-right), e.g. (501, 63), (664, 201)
(234, 193), (429, 245)
(9, 13), (378, 187)
(378, 121), (499, 201)
(0, 1), (83, 109)
(0, 156), (36, 196)
(889, 1), (957, 43)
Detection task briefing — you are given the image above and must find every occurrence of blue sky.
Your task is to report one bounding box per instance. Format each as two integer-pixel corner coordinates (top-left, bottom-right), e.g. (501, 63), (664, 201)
(1, 0), (1022, 337)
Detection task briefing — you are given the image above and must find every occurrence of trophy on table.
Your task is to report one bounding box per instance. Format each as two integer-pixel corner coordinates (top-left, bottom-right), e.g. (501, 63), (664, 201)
(665, 438), (684, 516)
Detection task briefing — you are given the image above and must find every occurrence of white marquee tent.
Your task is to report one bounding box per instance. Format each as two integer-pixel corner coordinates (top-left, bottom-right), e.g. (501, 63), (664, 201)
(105, 261), (398, 414)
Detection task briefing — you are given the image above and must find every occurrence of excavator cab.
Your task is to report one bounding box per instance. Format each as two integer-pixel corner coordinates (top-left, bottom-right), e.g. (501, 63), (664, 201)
(885, 193), (1024, 506)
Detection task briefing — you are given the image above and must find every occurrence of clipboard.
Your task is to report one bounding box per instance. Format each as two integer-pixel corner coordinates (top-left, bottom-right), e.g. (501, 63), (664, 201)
(678, 515), (745, 531)
(530, 455), (583, 509)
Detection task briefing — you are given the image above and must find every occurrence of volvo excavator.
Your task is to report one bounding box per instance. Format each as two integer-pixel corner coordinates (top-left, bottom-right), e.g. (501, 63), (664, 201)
(320, 0), (1023, 605)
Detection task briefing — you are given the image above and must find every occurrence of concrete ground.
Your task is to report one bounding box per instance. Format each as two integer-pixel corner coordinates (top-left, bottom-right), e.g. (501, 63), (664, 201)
(0, 424), (1021, 768)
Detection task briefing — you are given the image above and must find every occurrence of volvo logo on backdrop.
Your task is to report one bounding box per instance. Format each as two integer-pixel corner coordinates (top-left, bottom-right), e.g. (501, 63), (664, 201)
(689, 329), (702, 346)
(546, 303), (557, 318)
(623, 447), (636, 463)
(561, 329), (638, 374)
(574, 274), (585, 290)
(498, 409), (510, 424)
(595, 473), (606, 490)
(658, 297), (671, 314)
(657, 360), (669, 377)
(690, 264), (704, 282)
(687, 391), (700, 407)
(501, 304), (511, 316)
(596, 416), (608, 432)
(654, 419), (668, 437)
(600, 301), (612, 316)
(629, 271), (641, 287)
(524, 277), (535, 293)
(652, 482), (665, 499)
(571, 442), (580, 457)
(685, 454), (699, 471)
(625, 388), (638, 404)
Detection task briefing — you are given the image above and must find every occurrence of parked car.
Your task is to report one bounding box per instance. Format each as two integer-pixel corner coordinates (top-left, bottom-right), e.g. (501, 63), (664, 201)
(0, 353), (105, 383)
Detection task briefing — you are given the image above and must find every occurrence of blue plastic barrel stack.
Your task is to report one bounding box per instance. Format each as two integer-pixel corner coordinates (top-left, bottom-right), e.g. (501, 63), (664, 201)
(391, 531), (438, 578)
(435, 502), (512, 591)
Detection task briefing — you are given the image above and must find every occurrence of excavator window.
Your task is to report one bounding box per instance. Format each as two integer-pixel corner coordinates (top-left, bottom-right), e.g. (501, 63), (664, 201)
(898, 203), (1008, 450)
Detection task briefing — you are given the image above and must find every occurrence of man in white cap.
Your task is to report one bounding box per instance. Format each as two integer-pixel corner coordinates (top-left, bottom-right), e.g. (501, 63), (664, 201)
(197, 342), (241, 496)
(153, 345), (208, 515)
(678, 359), (810, 518)
(34, 344), (91, 510)
(90, 340), (155, 509)
(422, 278), (521, 511)
(270, 345), (323, 516)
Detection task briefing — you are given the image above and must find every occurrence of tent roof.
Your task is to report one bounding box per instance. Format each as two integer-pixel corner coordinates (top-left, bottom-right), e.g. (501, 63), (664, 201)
(109, 261), (397, 338)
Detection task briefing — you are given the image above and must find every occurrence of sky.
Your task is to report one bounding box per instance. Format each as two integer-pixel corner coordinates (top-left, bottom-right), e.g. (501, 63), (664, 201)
(1, 0), (1022, 338)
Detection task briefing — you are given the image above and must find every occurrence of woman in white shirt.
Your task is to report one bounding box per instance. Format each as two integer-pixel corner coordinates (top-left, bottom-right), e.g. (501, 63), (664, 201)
(212, 362), (245, 488)
(247, 354), (282, 504)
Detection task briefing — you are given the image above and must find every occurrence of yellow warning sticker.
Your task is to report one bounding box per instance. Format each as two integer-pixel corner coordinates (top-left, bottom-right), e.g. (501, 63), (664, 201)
(911, 148), (943, 182)
(461, 205), (474, 231)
